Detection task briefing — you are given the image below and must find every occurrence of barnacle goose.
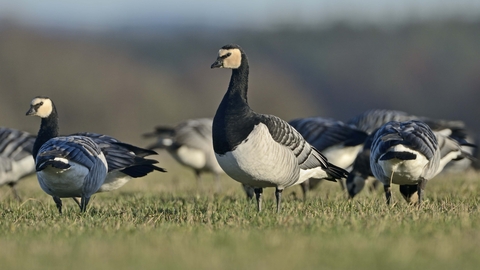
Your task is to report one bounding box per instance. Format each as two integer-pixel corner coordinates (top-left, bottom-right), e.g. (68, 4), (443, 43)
(210, 44), (348, 212)
(345, 133), (380, 198)
(345, 109), (472, 199)
(370, 120), (473, 205)
(74, 132), (166, 193)
(0, 128), (36, 200)
(288, 117), (368, 199)
(143, 118), (224, 190)
(26, 96), (108, 213)
(144, 118), (253, 197)
(347, 109), (418, 134)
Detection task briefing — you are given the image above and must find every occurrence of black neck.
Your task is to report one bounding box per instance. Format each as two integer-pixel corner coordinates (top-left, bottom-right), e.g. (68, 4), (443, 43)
(226, 63), (249, 104)
(213, 54), (259, 154)
(33, 107), (59, 158)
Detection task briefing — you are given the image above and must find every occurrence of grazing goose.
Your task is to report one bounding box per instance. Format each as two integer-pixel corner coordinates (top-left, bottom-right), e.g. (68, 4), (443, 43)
(345, 109), (472, 199)
(143, 118), (224, 191)
(210, 44), (348, 212)
(0, 128), (36, 200)
(347, 109), (418, 134)
(26, 96), (108, 213)
(345, 133), (379, 198)
(75, 132), (166, 193)
(144, 118), (253, 197)
(370, 120), (472, 205)
(289, 117), (368, 199)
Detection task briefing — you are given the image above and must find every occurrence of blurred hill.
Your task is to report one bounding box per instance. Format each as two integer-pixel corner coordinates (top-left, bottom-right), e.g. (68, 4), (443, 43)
(0, 20), (479, 146)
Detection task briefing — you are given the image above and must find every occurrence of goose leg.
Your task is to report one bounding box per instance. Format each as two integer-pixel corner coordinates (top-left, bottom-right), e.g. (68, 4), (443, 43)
(417, 178), (427, 207)
(7, 183), (21, 202)
(369, 179), (381, 192)
(300, 180), (309, 201)
(275, 188), (283, 213)
(338, 179), (346, 190)
(384, 185), (392, 205)
(72, 197), (82, 209)
(53, 196), (63, 214)
(254, 188), (263, 212)
(243, 184), (255, 200)
(80, 196), (90, 212)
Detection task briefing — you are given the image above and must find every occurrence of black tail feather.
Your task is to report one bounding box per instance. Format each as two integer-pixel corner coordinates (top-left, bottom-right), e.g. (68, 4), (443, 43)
(325, 162), (349, 182)
(113, 142), (158, 157)
(120, 164), (166, 178)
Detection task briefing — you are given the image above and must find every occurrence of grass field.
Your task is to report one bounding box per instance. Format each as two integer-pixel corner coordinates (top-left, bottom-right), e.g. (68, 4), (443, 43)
(0, 162), (479, 270)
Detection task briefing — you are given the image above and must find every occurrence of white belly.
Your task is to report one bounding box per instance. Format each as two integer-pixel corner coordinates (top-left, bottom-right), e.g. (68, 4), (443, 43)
(0, 156), (36, 185)
(97, 171), (132, 192)
(378, 150), (429, 185)
(170, 146), (206, 170)
(322, 144), (363, 170)
(37, 160), (89, 197)
(216, 124), (299, 189)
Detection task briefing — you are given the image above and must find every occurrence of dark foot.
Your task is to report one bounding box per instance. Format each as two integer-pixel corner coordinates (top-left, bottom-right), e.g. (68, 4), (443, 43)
(80, 196), (90, 212)
(254, 188), (263, 212)
(275, 188), (283, 213)
(53, 196), (63, 214)
(8, 183), (21, 202)
(384, 185), (392, 205)
(417, 178), (427, 207)
(243, 184), (255, 200)
(300, 181), (309, 202)
(72, 197), (82, 209)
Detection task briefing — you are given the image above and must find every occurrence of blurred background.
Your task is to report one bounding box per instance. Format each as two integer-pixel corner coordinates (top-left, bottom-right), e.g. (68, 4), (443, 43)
(1, 0), (479, 147)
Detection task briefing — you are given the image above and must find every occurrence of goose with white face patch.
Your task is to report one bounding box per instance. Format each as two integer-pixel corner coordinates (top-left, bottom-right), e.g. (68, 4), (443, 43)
(26, 96), (108, 213)
(0, 127), (36, 200)
(27, 97), (166, 213)
(210, 44), (349, 212)
(370, 120), (472, 205)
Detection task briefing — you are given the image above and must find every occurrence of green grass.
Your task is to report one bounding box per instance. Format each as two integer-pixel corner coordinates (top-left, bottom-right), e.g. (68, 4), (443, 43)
(0, 165), (479, 270)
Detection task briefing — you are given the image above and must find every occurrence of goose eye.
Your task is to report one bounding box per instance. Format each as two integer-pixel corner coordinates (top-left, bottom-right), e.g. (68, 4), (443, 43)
(221, 52), (231, 59)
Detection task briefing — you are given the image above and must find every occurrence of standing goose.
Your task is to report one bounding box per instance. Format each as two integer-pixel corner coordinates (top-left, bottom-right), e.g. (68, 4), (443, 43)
(0, 127), (36, 200)
(210, 44), (348, 212)
(370, 120), (471, 205)
(289, 117), (368, 199)
(26, 96), (108, 213)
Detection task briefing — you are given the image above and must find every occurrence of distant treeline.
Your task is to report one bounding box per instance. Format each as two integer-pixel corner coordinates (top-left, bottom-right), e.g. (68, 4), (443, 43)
(0, 20), (479, 145)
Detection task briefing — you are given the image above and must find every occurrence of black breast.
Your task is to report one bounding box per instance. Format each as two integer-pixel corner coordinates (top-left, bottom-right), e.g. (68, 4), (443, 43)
(213, 93), (259, 155)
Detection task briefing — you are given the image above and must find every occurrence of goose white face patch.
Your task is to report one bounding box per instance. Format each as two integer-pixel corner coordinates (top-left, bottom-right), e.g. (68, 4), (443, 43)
(219, 48), (242, 69)
(30, 97), (53, 118)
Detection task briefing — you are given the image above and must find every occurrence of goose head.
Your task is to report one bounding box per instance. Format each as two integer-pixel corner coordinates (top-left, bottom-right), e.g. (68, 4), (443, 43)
(346, 171), (367, 198)
(26, 96), (54, 118)
(211, 44), (243, 69)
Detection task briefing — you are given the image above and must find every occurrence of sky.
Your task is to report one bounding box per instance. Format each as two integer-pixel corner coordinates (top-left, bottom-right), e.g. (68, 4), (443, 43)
(1, 0), (480, 30)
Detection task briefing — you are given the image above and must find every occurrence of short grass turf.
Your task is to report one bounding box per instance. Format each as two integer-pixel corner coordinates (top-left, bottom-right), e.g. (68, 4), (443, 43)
(0, 163), (479, 270)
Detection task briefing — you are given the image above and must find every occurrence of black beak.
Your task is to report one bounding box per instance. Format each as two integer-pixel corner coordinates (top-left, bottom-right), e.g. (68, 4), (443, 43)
(211, 58), (223, 69)
(26, 107), (35, 116)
